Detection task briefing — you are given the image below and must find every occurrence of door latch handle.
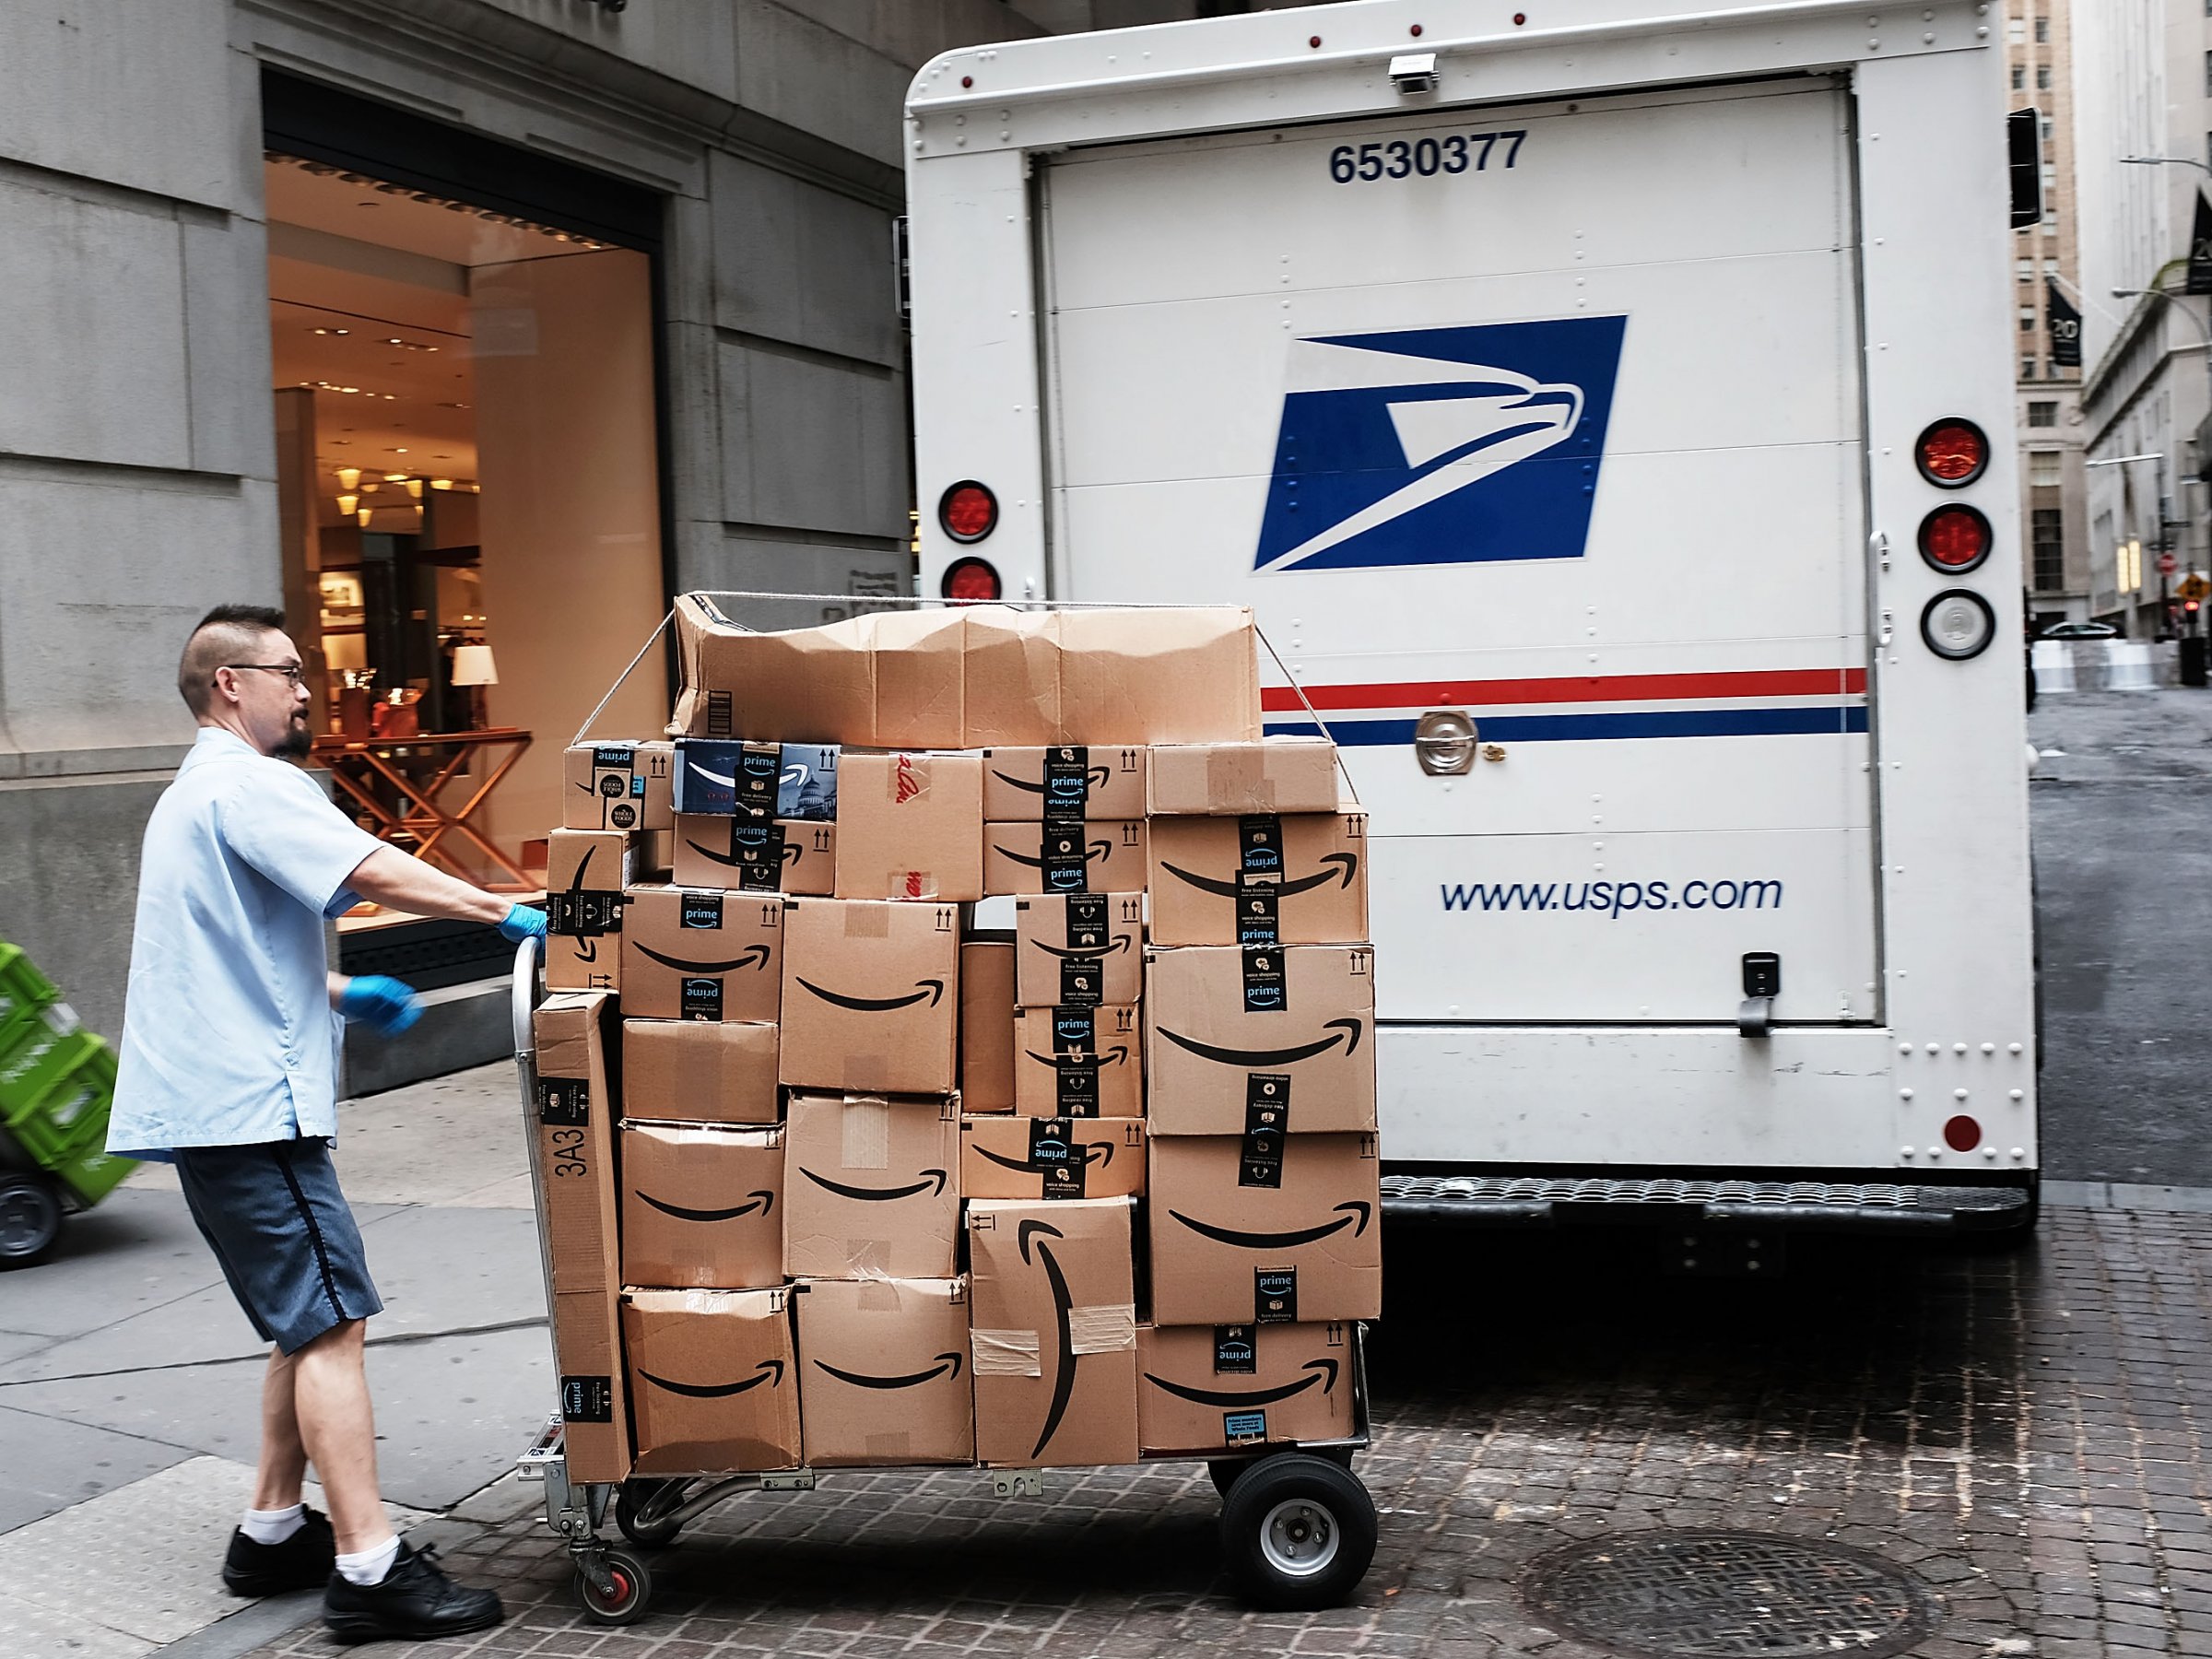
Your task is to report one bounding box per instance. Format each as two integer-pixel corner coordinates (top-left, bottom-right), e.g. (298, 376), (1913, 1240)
(1738, 951), (1780, 1039)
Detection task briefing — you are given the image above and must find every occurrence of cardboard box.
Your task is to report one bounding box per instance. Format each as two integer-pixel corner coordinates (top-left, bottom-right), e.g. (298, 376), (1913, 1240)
(545, 830), (632, 992)
(673, 739), (839, 819)
(671, 596), (965, 747)
(1147, 812), (1370, 947)
(1015, 892), (1143, 1008)
(562, 740), (674, 832)
(620, 1122), (784, 1289)
(1013, 1005), (1141, 1119)
(1137, 1322), (1358, 1457)
(1144, 946), (1376, 1136)
(783, 1091), (961, 1277)
(622, 1288), (802, 1474)
(959, 939), (1017, 1112)
(982, 745), (1147, 821)
(795, 1277), (974, 1467)
(1147, 1134), (1382, 1325)
(532, 992), (621, 1297)
(961, 1115), (1146, 1202)
(622, 1018), (778, 1125)
(779, 899), (959, 1094)
(833, 751), (985, 902)
(673, 815), (835, 894)
(1147, 736), (1339, 818)
(967, 1196), (1140, 1467)
(984, 820), (1147, 897)
(621, 885), (784, 1023)
(1053, 608), (1261, 745)
(552, 1288), (630, 1484)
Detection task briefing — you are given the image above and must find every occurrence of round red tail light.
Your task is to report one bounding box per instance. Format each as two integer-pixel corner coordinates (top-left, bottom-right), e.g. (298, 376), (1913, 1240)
(1918, 503), (1993, 572)
(1943, 1114), (1982, 1153)
(940, 556), (1002, 603)
(1915, 418), (1989, 488)
(938, 480), (998, 543)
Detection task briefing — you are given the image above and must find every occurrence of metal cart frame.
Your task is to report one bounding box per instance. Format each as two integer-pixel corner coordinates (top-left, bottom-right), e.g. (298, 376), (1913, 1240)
(508, 935), (1379, 1626)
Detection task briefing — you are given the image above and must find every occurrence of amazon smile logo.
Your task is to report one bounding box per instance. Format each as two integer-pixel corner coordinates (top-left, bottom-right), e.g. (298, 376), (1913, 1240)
(1169, 1202), (1373, 1250)
(971, 1139), (1115, 1175)
(1019, 1220), (1079, 1460)
(635, 1189), (774, 1223)
(1029, 934), (1130, 961)
(639, 1359), (784, 1398)
(799, 1168), (949, 1203)
(633, 942), (773, 974)
(684, 834), (805, 870)
(994, 765), (1111, 797)
(1020, 1045), (1129, 1073)
(1143, 1358), (1340, 1408)
(999, 841), (1112, 870)
(812, 1351), (964, 1391)
(795, 976), (945, 1012)
(1161, 853), (1358, 900)
(1155, 1020), (1363, 1068)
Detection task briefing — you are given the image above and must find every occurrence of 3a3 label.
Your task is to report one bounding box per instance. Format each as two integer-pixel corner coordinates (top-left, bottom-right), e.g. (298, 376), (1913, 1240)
(1328, 130), (1527, 183)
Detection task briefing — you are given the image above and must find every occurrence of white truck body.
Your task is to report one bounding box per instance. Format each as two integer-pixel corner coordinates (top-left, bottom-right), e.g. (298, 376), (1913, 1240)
(905, 0), (2035, 1230)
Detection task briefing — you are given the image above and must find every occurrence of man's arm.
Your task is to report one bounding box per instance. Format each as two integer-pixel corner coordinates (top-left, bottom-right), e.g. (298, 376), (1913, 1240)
(343, 846), (515, 926)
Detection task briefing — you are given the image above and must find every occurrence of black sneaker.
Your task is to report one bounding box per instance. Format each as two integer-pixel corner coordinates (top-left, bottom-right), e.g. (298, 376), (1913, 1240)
(222, 1506), (335, 1596)
(323, 1539), (504, 1645)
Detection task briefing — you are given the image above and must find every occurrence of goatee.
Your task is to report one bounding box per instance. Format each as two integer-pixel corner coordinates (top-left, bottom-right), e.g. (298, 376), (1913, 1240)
(276, 722), (313, 761)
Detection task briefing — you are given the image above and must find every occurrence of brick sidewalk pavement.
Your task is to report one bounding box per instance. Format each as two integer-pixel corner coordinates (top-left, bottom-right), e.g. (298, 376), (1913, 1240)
(226, 1202), (2212, 1658)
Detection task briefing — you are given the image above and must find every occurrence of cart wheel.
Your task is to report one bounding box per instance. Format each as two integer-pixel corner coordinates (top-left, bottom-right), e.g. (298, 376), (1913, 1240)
(0, 1174), (62, 1270)
(617, 1478), (685, 1547)
(574, 1547), (652, 1625)
(1218, 1453), (1378, 1611)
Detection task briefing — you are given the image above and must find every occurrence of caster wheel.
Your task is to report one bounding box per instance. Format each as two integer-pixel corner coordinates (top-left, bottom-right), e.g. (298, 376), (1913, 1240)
(575, 1547), (652, 1625)
(1218, 1453), (1378, 1611)
(0, 1174), (62, 1269)
(617, 1478), (686, 1547)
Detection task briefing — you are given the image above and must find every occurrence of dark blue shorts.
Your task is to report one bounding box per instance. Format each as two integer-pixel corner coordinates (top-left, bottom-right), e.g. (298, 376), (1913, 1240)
(175, 1138), (382, 1356)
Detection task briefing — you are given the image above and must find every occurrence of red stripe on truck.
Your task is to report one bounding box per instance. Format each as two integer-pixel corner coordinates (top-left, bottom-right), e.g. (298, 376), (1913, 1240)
(1260, 667), (1868, 713)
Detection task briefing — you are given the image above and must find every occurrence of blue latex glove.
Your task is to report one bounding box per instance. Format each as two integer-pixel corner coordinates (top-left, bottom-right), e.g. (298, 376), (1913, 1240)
(498, 903), (548, 944)
(339, 975), (420, 1037)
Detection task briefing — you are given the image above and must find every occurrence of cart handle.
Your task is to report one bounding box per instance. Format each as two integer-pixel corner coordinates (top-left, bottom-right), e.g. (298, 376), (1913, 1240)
(512, 935), (542, 1057)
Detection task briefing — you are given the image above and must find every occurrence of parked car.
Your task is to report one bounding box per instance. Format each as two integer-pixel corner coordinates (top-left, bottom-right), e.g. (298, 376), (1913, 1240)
(2039, 621), (2121, 640)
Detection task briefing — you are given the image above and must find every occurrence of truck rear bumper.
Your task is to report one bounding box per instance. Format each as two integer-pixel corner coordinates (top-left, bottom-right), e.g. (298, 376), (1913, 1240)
(1379, 1172), (2033, 1234)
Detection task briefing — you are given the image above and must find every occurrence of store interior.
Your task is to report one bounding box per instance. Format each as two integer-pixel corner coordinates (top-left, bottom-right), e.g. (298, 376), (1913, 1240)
(265, 151), (670, 895)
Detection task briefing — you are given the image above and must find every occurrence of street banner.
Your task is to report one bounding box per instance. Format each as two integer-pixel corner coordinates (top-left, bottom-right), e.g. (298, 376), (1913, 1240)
(2047, 280), (2081, 368)
(2190, 192), (2212, 294)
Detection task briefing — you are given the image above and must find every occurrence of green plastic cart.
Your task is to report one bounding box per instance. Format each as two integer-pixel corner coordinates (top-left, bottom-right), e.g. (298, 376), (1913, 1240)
(0, 941), (135, 1267)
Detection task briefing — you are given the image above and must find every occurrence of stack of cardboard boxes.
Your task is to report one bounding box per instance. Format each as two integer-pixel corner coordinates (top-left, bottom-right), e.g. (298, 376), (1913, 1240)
(529, 601), (1381, 1486)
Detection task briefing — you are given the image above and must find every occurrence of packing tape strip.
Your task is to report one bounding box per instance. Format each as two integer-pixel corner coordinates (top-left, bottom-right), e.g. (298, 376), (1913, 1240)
(840, 1096), (891, 1169)
(843, 905), (892, 938)
(1206, 747), (1272, 810)
(1068, 1303), (1137, 1355)
(972, 1328), (1043, 1377)
(889, 868), (936, 900)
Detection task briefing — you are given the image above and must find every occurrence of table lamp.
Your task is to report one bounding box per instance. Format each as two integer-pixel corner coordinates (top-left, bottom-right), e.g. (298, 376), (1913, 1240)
(451, 642), (497, 729)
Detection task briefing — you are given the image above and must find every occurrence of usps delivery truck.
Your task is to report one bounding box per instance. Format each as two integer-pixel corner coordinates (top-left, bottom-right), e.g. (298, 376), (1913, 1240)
(905, 0), (2038, 1245)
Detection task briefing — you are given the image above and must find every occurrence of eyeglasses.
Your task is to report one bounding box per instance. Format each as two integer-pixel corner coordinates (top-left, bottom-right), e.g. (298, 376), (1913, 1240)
(222, 664), (306, 688)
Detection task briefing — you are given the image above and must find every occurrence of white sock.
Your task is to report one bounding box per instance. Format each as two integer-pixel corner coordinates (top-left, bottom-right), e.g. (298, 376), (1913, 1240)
(335, 1535), (400, 1586)
(241, 1503), (305, 1546)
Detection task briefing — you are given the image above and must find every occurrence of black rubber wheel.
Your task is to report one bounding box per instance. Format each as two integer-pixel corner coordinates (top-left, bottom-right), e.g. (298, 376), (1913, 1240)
(575, 1547), (652, 1625)
(0, 1173), (62, 1269)
(1212, 1445), (1356, 1497)
(617, 1478), (685, 1547)
(1218, 1453), (1378, 1611)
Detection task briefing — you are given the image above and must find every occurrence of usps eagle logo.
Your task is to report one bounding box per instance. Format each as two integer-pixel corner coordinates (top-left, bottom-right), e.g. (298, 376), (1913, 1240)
(1253, 316), (1627, 572)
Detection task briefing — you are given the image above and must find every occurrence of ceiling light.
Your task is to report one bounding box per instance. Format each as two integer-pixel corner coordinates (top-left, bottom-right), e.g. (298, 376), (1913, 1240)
(335, 467), (360, 490)
(405, 479), (424, 499)
(358, 509), (373, 527)
(394, 448), (408, 455)
(430, 478), (454, 490)
(383, 472), (408, 482)
(339, 386), (358, 394)
(336, 493), (359, 516)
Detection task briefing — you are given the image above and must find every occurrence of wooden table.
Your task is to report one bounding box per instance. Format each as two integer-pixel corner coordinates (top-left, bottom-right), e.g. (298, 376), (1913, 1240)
(312, 726), (535, 891)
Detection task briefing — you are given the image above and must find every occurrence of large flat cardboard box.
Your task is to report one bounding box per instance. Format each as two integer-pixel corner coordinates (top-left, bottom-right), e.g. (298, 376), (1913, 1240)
(545, 830), (632, 992)
(1137, 1322), (1358, 1457)
(783, 1091), (961, 1277)
(672, 740), (839, 819)
(671, 596), (966, 747)
(623, 1019), (778, 1125)
(779, 899), (959, 1094)
(833, 751), (985, 901)
(1013, 1005), (1141, 1119)
(1147, 736), (1339, 818)
(1148, 1134), (1382, 1326)
(1053, 608), (1260, 746)
(961, 1115), (1145, 1202)
(967, 1196), (1140, 1467)
(983, 820), (1147, 897)
(673, 815), (835, 894)
(1014, 892), (1143, 1008)
(982, 745), (1147, 821)
(621, 885), (784, 1023)
(532, 992), (621, 1296)
(959, 939), (1017, 1112)
(622, 1288), (802, 1474)
(551, 1288), (631, 1483)
(795, 1277), (973, 1467)
(1147, 812), (1370, 947)
(562, 740), (674, 832)
(620, 1122), (784, 1289)
(1144, 946), (1376, 1136)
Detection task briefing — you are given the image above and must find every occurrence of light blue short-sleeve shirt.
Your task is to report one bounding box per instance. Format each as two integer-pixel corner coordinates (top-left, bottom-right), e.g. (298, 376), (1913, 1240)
(108, 728), (387, 1159)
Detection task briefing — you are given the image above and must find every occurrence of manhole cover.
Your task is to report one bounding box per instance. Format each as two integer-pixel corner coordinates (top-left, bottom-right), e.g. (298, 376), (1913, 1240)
(1521, 1530), (1940, 1658)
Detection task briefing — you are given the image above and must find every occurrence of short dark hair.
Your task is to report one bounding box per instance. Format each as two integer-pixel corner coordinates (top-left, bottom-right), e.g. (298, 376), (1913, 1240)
(179, 605), (290, 716)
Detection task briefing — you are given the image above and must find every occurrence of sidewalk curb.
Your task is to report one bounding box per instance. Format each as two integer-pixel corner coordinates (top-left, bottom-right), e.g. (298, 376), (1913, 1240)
(2045, 1178), (2212, 1211)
